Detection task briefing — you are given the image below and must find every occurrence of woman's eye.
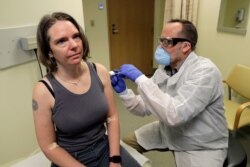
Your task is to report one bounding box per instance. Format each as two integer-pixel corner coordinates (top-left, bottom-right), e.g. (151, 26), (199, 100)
(57, 39), (66, 45)
(73, 34), (81, 40)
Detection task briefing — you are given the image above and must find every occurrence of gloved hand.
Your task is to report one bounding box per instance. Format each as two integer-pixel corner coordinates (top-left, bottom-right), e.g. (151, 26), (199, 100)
(110, 72), (126, 93)
(120, 64), (143, 81)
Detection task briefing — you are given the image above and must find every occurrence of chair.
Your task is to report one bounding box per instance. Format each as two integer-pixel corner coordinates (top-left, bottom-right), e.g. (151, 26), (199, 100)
(222, 64), (250, 167)
(223, 64), (250, 132)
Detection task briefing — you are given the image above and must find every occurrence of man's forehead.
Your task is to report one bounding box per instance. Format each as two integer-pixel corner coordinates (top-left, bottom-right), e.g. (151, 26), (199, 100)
(162, 22), (182, 36)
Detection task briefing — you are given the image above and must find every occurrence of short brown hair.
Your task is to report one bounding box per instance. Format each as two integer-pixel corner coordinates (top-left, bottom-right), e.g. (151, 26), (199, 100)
(168, 19), (198, 50)
(36, 12), (90, 74)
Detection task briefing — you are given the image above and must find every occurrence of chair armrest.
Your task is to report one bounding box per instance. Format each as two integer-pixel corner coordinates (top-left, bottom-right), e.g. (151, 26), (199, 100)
(234, 101), (250, 130)
(120, 140), (152, 167)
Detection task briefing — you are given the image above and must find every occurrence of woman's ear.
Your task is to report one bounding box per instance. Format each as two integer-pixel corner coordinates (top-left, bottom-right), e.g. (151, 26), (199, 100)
(48, 52), (53, 58)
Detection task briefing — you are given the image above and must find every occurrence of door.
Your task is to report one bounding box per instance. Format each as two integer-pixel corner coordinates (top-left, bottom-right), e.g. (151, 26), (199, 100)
(107, 0), (155, 75)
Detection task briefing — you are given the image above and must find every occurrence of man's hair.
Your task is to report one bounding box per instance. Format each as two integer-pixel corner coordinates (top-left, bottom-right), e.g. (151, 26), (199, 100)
(36, 12), (90, 74)
(168, 19), (198, 50)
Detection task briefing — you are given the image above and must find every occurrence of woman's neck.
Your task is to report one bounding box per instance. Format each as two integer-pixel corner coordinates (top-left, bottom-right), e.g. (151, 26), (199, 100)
(56, 61), (86, 80)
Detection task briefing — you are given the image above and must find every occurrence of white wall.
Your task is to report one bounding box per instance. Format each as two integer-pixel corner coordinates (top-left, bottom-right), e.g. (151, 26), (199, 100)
(0, 0), (84, 164)
(153, 0), (166, 67)
(196, 0), (250, 78)
(82, 0), (110, 68)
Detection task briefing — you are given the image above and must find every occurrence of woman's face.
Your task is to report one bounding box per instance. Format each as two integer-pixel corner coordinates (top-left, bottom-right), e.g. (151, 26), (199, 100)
(48, 20), (83, 67)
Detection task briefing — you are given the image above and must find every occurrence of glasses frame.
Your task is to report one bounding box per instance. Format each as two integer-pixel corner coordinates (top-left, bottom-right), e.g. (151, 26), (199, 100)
(159, 37), (191, 48)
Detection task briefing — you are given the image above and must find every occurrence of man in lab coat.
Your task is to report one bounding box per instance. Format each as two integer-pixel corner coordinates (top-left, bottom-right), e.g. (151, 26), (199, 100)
(111, 19), (228, 167)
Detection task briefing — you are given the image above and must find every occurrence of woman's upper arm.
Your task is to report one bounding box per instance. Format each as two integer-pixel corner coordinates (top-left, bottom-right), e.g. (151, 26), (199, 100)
(95, 63), (118, 118)
(32, 82), (56, 152)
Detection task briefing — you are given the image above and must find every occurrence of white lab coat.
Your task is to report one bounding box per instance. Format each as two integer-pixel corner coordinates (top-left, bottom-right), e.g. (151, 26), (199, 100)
(119, 52), (228, 151)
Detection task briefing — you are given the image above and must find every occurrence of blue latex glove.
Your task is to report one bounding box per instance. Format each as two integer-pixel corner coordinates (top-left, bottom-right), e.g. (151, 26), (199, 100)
(110, 72), (126, 93)
(120, 64), (143, 81)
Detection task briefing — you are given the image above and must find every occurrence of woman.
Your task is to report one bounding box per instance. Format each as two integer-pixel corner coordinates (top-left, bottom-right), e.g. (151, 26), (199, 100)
(32, 12), (140, 167)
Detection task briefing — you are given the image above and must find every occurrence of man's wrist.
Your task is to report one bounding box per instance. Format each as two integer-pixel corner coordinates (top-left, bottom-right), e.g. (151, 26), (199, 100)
(135, 75), (147, 84)
(118, 89), (128, 95)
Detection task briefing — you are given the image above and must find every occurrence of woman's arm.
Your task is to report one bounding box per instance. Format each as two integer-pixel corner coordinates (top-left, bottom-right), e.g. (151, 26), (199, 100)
(32, 81), (85, 167)
(95, 63), (121, 167)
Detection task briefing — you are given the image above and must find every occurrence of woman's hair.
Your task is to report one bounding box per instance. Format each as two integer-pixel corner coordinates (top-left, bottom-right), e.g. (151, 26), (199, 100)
(168, 19), (198, 50)
(36, 12), (90, 74)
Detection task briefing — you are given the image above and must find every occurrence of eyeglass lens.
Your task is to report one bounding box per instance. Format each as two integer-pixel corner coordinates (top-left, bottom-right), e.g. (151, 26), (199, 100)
(159, 38), (173, 47)
(159, 37), (190, 48)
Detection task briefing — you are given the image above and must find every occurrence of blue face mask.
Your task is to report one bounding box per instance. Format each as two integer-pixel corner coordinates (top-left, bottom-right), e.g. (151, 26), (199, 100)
(154, 47), (170, 65)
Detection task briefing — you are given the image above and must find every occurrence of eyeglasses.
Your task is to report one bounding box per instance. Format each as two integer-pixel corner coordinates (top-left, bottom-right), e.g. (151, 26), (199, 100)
(159, 37), (191, 48)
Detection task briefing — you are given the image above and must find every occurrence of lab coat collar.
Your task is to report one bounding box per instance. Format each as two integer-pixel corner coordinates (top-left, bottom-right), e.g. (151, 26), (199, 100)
(167, 52), (198, 86)
(152, 65), (170, 84)
(153, 52), (198, 86)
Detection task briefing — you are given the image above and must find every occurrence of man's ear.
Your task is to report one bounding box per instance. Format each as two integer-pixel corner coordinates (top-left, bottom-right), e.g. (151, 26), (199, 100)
(182, 42), (191, 54)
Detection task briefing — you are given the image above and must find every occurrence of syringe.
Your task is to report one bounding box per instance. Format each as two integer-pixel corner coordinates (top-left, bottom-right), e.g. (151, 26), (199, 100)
(109, 71), (124, 77)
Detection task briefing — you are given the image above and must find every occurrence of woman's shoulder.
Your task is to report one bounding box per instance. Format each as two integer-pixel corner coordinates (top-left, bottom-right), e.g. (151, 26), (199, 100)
(90, 62), (110, 86)
(93, 62), (107, 70)
(90, 62), (108, 75)
(32, 77), (54, 99)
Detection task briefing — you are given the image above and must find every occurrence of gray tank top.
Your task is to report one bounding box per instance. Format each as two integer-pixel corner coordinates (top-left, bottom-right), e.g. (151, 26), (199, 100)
(46, 62), (108, 153)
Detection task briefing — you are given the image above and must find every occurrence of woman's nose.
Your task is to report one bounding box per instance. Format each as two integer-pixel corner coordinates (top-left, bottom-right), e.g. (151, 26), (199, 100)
(69, 38), (78, 48)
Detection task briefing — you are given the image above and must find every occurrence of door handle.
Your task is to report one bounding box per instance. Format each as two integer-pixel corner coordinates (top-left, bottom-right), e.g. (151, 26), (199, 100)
(112, 24), (119, 34)
(112, 29), (119, 34)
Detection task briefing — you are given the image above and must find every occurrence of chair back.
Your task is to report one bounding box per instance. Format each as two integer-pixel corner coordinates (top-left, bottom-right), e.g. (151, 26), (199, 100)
(225, 64), (250, 99)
